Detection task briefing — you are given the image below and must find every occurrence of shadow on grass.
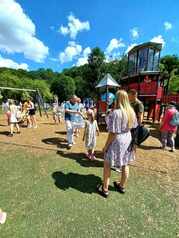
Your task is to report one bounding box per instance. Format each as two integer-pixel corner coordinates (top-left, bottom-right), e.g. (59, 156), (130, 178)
(57, 150), (104, 167)
(55, 131), (66, 135)
(139, 144), (161, 150)
(52, 171), (102, 194)
(0, 123), (7, 127)
(42, 137), (67, 149)
(41, 122), (55, 125)
(98, 124), (107, 132)
(0, 131), (10, 136)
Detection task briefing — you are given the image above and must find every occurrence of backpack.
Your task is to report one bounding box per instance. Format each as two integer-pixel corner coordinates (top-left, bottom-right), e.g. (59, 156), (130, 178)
(170, 111), (179, 126)
(128, 125), (150, 152)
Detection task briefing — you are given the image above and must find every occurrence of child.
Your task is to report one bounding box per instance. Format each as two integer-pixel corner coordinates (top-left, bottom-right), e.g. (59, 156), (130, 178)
(9, 100), (20, 136)
(52, 101), (61, 124)
(83, 109), (99, 160)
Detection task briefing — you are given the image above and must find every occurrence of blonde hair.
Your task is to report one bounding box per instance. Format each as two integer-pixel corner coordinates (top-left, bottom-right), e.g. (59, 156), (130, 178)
(115, 90), (135, 128)
(87, 109), (95, 122)
(9, 99), (14, 106)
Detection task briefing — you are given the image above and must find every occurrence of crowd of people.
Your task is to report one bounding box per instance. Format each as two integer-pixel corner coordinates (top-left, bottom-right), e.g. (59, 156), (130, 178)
(61, 89), (178, 198)
(1, 89), (178, 199)
(2, 98), (37, 136)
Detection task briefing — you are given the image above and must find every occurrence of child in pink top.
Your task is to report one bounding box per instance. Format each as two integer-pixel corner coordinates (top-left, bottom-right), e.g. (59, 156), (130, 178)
(160, 102), (177, 152)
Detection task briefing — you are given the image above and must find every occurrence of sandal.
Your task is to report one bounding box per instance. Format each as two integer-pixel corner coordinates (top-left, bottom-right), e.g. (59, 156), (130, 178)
(113, 182), (125, 194)
(97, 184), (109, 198)
(91, 154), (96, 160)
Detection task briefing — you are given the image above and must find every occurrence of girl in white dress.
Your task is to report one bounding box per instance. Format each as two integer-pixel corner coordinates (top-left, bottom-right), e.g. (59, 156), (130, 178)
(9, 100), (20, 136)
(83, 109), (99, 160)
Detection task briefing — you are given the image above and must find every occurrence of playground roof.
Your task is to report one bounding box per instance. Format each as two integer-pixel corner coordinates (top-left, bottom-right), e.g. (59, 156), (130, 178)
(96, 73), (120, 88)
(128, 42), (162, 55)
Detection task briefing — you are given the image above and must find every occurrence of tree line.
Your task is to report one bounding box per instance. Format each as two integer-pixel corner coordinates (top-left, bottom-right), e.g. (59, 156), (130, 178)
(0, 47), (179, 103)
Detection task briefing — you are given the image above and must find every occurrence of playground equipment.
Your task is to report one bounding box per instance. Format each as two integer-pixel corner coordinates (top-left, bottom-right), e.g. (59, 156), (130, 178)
(121, 42), (163, 121)
(0, 86), (48, 117)
(96, 73), (120, 124)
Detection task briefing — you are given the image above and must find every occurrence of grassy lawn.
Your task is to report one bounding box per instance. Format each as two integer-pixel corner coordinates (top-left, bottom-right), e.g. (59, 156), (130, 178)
(0, 147), (178, 238)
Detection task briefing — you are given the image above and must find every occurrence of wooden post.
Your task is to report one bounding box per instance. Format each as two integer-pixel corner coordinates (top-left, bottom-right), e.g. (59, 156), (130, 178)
(36, 90), (42, 117)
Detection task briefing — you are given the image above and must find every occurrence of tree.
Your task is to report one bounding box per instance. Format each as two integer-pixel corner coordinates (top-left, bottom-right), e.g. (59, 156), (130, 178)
(169, 75), (179, 93)
(74, 76), (90, 98)
(104, 56), (128, 83)
(50, 74), (76, 102)
(160, 55), (179, 93)
(88, 47), (105, 88)
(33, 80), (53, 101)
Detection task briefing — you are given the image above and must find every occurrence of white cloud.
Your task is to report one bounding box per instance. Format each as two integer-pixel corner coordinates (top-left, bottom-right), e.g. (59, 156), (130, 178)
(0, 55), (28, 70)
(0, 0), (48, 62)
(130, 27), (139, 39)
(76, 47), (91, 66)
(59, 13), (90, 39)
(151, 35), (165, 46)
(106, 38), (125, 54)
(59, 41), (82, 64)
(83, 47), (91, 57)
(164, 21), (172, 31)
(125, 43), (137, 54)
(76, 57), (88, 66)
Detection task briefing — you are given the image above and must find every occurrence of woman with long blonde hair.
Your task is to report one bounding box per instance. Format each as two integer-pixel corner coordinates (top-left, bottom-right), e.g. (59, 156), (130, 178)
(97, 90), (137, 198)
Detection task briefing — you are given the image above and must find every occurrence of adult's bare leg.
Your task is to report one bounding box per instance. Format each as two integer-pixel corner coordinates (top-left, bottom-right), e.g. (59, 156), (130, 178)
(103, 160), (111, 191)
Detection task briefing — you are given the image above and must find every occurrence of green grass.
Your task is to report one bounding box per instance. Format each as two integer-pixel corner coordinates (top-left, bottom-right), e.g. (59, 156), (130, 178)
(0, 148), (178, 238)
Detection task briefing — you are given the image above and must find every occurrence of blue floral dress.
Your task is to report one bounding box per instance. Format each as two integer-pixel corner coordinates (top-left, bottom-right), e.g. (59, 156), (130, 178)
(105, 109), (137, 168)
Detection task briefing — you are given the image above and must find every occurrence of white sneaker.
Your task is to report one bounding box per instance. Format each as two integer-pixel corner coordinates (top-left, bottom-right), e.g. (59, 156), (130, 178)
(0, 211), (7, 224)
(28, 125), (32, 128)
(33, 125), (37, 129)
(68, 144), (72, 148)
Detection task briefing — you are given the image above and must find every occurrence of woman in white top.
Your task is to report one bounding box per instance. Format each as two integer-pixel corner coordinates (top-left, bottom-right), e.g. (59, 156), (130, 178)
(9, 100), (20, 136)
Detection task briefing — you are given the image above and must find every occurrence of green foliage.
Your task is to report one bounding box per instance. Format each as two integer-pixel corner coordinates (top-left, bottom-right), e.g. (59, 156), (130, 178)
(21, 91), (30, 101)
(1, 50), (179, 102)
(104, 56), (128, 83)
(0, 68), (53, 101)
(160, 55), (179, 75)
(50, 74), (76, 102)
(87, 47), (105, 88)
(160, 55), (179, 93)
(73, 76), (90, 98)
(169, 75), (179, 93)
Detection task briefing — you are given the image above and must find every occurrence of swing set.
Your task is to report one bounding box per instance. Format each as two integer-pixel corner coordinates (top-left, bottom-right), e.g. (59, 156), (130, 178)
(0, 86), (48, 118)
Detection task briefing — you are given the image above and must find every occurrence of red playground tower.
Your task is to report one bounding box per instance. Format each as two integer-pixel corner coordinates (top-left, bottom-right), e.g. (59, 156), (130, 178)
(122, 42), (163, 121)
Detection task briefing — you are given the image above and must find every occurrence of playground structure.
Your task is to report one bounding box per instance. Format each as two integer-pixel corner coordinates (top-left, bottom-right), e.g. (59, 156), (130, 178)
(96, 73), (120, 124)
(0, 86), (48, 117)
(121, 42), (164, 122)
(121, 42), (179, 122)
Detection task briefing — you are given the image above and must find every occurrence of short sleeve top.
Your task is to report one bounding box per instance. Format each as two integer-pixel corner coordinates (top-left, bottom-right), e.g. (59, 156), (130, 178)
(160, 107), (177, 132)
(64, 101), (79, 121)
(107, 109), (137, 134)
(131, 99), (144, 118)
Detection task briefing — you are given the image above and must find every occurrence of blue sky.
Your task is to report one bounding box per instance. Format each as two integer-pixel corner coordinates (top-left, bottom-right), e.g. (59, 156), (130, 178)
(0, 0), (179, 72)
